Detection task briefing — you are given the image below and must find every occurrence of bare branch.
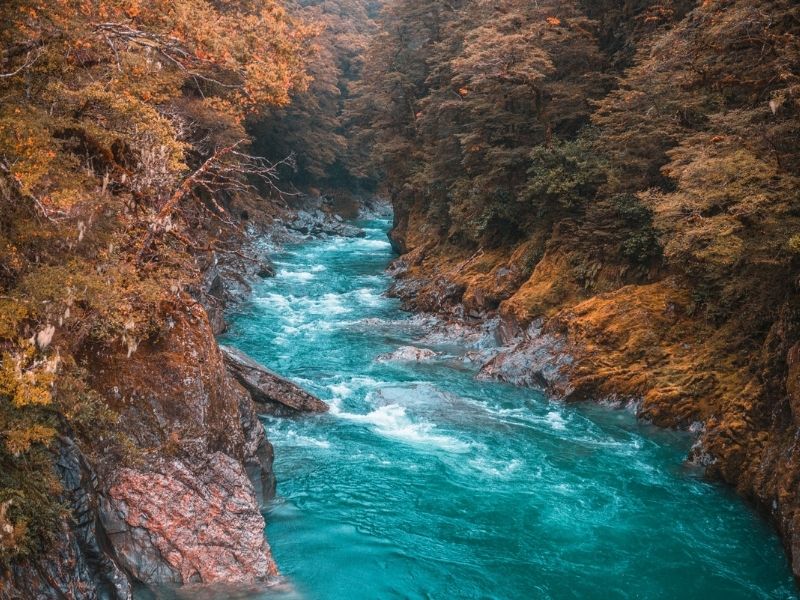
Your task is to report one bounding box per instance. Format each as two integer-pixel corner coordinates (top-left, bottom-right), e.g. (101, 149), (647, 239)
(93, 22), (243, 89)
(0, 157), (68, 222)
(137, 141), (295, 262)
(0, 48), (42, 79)
(165, 230), (261, 263)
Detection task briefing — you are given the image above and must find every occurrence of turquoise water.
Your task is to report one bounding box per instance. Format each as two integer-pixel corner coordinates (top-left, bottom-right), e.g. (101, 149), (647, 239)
(222, 218), (797, 600)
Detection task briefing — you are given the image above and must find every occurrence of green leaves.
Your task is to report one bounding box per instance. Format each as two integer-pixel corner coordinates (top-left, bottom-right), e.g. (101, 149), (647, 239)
(525, 135), (607, 212)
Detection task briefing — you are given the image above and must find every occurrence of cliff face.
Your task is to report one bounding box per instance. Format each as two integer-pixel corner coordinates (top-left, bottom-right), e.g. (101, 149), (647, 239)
(0, 0), (314, 592)
(1, 275), (278, 598)
(0, 197), (359, 598)
(358, 0), (800, 578)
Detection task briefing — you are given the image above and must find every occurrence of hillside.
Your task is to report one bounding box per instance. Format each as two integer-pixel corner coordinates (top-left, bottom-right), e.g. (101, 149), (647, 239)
(353, 0), (800, 577)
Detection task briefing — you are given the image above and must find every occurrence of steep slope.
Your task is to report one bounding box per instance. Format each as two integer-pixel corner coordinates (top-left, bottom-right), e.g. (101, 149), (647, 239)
(359, 0), (800, 576)
(0, 0), (313, 596)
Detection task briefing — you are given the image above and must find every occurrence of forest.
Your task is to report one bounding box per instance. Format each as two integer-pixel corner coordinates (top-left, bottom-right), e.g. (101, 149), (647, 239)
(1, 0), (800, 596)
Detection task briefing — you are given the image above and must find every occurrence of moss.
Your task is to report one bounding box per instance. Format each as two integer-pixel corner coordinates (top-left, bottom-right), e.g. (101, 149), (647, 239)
(788, 234), (800, 255)
(621, 229), (662, 265)
(0, 446), (64, 563)
(525, 134), (608, 212)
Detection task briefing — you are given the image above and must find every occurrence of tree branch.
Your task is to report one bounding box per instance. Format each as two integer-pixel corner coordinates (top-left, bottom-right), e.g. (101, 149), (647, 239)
(0, 48), (42, 79)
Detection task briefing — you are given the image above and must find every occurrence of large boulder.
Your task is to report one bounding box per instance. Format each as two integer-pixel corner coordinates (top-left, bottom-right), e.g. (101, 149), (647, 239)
(288, 209), (366, 239)
(100, 454), (277, 587)
(85, 304), (277, 589)
(220, 346), (329, 415)
(376, 346), (438, 363)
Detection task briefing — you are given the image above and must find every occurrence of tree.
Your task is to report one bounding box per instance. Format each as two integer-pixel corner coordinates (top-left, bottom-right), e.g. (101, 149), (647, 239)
(0, 0), (313, 560)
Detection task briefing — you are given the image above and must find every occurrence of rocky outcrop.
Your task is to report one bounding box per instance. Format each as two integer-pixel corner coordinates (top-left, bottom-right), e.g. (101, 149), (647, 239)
(477, 322), (571, 394)
(288, 208), (365, 239)
(88, 305), (278, 584)
(100, 454), (277, 587)
(3, 302), (280, 597)
(376, 346), (439, 363)
(221, 346), (329, 415)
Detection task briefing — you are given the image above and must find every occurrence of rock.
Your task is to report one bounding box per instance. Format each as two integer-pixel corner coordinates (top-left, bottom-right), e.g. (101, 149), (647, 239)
(288, 209), (366, 239)
(196, 263), (227, 336)
(195, 242), (276, 335)
(256, 260), (275, 278)
(220, 346), (329, 415)
(237, 378), (277, 506)
(376, 346), (439, 362)
(786, 342), (800, 425)
(100, 454), (277, 587)
(387, 277), (467, 317)
(85, 304), (278, 590)
(477, 324), (572, 395)
(359, 196), (393, 219)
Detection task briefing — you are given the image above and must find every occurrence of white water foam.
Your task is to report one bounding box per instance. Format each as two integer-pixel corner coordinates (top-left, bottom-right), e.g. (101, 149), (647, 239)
(258, 292), (351, 318)
(545, 411), (567, 431)
(467, 457), (524, 479)
(352, 238), (392, 250)
(331, 402), (471, 453)
(257, 292), (292, 309)
(315, 293), (350, 315)
(327, 382), (354, 398)
(282, 270), (316, 282)
(283, 430), (331, 449)
(354, 287), (385, 306)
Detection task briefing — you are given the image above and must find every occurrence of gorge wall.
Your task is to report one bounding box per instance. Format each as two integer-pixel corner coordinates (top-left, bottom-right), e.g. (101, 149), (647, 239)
(0, 0), (322, 596)
(352, 0), (800, 578)
(2, 0), (800, 596)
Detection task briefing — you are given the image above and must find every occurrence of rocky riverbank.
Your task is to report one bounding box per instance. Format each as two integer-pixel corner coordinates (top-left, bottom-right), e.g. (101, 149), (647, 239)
(0, 194), (376, 599)
(386, 234), (800, 581)
(2, 289), (279, 599)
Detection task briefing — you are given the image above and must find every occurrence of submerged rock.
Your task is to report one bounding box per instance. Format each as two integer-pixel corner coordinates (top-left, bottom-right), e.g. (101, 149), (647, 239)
(256, 260), (276, 278)
(376, 346), (439, 363)
(220, 346), (329, 415)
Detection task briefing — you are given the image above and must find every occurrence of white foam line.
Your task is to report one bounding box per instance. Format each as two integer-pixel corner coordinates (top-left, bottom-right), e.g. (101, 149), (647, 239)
(331, 402), (471, 453)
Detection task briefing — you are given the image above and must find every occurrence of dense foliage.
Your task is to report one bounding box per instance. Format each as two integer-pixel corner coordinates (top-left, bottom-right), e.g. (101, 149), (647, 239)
(353, 0), (800, 560)
(0, 0), (313, 561)
(355, 0), (800, 314)
(2, 0), (799, 576)
(250, 0), (383, 194)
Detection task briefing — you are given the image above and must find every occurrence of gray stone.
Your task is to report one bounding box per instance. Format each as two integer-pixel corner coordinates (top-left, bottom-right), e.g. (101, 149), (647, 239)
(220, 346), (329, 415)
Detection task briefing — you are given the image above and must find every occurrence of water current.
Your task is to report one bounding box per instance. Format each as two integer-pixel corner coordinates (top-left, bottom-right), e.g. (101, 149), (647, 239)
(221, 217), (797, 600)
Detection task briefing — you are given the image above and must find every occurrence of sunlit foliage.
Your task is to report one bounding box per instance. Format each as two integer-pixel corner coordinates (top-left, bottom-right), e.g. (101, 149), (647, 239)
(0, 0), (312, 559)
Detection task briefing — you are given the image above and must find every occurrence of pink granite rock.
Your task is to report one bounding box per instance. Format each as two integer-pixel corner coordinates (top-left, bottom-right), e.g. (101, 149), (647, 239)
(101, 453), (277, 587)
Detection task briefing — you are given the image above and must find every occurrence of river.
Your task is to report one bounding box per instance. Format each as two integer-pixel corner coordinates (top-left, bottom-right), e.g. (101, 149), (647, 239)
(221, 217), (797, 599)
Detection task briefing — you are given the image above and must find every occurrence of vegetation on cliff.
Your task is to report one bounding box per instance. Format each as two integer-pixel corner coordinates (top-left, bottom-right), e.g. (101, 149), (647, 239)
(250, 0), (383, 196)
(2, 0), (800, 588)
(0, 0), (314, 563)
